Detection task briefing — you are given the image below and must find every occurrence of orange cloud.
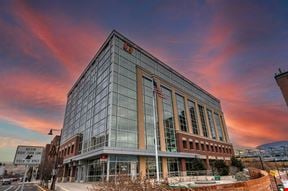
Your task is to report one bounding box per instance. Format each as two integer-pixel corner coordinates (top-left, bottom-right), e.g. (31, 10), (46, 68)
(0, 72), (66, 133)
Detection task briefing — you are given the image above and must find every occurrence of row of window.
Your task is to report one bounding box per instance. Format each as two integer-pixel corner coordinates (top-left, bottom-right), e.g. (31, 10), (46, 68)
(182, 140), (233, 154)
(60, 144), (75, 157)
(175, 93), (226, 142)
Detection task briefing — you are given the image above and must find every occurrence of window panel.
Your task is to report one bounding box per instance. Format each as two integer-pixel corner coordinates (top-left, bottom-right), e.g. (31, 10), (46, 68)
(207, 109), (217, 139)
(198, 105), (208, 137)
(176, 94), (188, 132)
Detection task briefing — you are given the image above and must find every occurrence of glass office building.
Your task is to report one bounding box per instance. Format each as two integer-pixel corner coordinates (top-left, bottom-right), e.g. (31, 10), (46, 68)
(59, 30), (234, 182)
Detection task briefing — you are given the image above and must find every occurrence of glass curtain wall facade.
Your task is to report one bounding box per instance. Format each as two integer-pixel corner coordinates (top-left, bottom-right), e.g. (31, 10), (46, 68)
(61, 43), (112, 153)
(161, 86), (177, 152)
(110, 38), (138, 149)
(143, 77), (156, 151)
(60, 31), (233, 182)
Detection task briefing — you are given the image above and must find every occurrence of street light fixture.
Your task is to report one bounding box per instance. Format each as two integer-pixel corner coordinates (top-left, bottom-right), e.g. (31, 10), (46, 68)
(48, 129), (61, 135)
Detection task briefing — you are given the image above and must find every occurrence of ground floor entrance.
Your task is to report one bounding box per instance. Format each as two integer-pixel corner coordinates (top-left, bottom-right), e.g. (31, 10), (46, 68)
(60, 154), (228, 182)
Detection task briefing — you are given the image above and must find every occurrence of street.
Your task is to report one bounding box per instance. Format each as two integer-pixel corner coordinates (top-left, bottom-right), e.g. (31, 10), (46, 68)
(0, 182), (42, 191)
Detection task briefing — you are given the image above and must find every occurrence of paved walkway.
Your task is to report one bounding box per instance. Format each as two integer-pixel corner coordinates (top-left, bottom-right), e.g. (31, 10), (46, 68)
(55, 182), (97, 191)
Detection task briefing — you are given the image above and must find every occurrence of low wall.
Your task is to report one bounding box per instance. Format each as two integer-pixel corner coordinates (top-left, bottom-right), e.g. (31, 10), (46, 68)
(173, 168), (272, 191)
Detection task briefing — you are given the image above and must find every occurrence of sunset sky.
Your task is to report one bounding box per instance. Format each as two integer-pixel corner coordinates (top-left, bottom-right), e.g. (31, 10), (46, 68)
(0, 0), (287, 162)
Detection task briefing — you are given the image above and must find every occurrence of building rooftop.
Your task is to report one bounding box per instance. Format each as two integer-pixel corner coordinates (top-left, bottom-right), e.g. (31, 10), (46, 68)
(275, 68), (288, 79)
(68, 30), (220, 104)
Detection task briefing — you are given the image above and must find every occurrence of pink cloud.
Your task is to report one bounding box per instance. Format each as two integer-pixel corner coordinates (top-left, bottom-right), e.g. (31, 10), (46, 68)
(13, 0), (106, 79)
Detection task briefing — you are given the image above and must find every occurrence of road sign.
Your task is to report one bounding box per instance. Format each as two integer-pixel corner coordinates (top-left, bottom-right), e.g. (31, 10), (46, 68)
(13, 145), (44, 165)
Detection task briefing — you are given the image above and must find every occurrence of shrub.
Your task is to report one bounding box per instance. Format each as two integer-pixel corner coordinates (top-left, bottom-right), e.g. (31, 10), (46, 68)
(190, 158), (206, 171)
(213, 160), (229, 176)
(231, 156), (244, 171)
(88, 174), (172, 191)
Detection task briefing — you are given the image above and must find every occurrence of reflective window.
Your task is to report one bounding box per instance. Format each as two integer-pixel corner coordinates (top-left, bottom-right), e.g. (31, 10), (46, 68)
(176, 94), (188, 132)
(198, 105), (208, 137)
(161, 86), (177, 152)
(207, 109), (217, 139)
(214, 113), (224, 141)
(188, 100), (199, 135)
(143, 77), (160, 151)
(61, 44), (111, 153)
(167, 158), (180, 177)
(109, 49), (138, 149)
(146, 157), (162, 178)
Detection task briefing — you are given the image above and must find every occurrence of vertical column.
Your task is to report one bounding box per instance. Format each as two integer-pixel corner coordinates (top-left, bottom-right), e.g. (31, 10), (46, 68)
(212, 109), (220, 141)
(194, 101), (203, 136)
(70, 166), (75, 182)
(162, 157), (168, 179)
(136, 68), (145, 149)
(106, 156), (110, 181)
(62, 164), (67, 182)
(76, 166), (81, 182)
(180, 158), (187, 176)
(139, 156), (146, 179)
(171, 88), (180, 131)
(184, 96), (193, 134)
(220, 115), (230, 143)
(155, 78), (166, 152)
(204, 106), (212, 139)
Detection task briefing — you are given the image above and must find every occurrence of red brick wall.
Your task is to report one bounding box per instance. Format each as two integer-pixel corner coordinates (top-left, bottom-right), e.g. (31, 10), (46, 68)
(59, 135), (80, 160)
(176, 132), (234, 158)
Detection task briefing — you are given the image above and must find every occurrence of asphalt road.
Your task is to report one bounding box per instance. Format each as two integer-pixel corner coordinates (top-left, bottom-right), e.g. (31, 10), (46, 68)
(0, 183), (41, 191)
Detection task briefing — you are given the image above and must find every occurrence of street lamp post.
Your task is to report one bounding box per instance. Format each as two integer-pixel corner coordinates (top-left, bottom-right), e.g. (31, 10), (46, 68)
(48, 129), (61, 191)
(151, 77), (160, 182)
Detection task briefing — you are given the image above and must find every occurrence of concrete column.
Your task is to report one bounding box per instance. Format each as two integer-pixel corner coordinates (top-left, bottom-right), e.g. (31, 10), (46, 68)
(180, 158), (187, 176)
(171, 88), (180, 131)
(184, 96), (193, 134)
(194, 100), (203, 136)
(136, 68), (145, 149)
(155, 78), (166, 152)
(83, 164), (87, 182)
(62, 164), (67, 182)
(76, 166), (81, 182)
(69, 166), (75, 182)
(162, 157), (168, 179)
(204, 105), (212, 139)
(139, 156), (146, 179)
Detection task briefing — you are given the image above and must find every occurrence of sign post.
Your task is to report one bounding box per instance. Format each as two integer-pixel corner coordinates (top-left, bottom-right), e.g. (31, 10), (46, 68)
(21, 165), (28, 191)
(13, 146), (43, 191)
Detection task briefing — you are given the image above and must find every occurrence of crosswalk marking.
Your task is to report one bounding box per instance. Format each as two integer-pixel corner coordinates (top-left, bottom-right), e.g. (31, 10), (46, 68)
(3, 185), (13, 191)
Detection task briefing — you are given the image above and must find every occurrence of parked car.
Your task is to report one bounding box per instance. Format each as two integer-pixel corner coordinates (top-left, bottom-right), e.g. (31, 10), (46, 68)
(1, 178), (12, 185)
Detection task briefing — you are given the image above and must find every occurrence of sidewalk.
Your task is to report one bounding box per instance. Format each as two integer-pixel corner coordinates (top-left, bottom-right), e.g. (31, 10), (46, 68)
(55, 182), (96, 191)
